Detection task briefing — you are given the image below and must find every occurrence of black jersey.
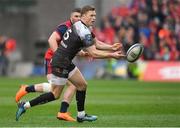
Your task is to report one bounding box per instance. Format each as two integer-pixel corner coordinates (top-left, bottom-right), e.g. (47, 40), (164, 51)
(52, 21), (94, 68)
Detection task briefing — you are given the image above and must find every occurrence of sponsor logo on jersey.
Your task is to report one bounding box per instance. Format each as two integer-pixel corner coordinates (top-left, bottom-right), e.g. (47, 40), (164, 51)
(84, 34), (93, 46)
(85, 34), (92, 42)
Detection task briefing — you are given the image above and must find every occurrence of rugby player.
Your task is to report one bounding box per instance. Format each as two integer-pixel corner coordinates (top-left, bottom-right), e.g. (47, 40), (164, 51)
(15, 8), (82, 122)
(16, 5), (125, 122)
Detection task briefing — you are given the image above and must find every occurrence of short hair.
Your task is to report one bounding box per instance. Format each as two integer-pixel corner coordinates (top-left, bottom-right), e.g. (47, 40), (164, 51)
(81, 5), (95, 15)
(71, 8), (81, 13)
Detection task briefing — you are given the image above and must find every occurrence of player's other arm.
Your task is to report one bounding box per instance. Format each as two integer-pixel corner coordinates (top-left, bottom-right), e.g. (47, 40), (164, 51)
(86, 44), (125, 59)
(48, 31), (60, 52)
(94, 38), (122, 51)
(48, 24), (67, 52)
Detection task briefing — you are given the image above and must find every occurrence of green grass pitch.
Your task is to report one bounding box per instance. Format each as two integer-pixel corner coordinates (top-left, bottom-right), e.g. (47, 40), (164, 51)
(0, 77), (180, 127)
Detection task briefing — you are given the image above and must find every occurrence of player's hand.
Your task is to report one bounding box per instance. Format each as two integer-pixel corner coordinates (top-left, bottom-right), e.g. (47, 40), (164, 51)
(77, 50), (89, 57)
(111, 51), (126, 59)
(82, 51), (89, 57)
(112, 43), (123, 51)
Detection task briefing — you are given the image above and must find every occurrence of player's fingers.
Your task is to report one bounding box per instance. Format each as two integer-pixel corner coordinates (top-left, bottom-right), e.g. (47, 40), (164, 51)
(121, 54), (126, 57)
(84, 52), (89, 56)
(116, 53), (126, 59)
(114, 42), (123, 47)
(116, 51), (122, 54)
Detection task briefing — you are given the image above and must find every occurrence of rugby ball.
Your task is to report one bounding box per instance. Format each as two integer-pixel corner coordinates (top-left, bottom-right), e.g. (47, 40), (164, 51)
(126, 43), (144, 63)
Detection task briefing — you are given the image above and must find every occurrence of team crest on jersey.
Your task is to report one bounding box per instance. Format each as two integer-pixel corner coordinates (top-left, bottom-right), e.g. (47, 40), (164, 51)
(85, 34), (92, 42)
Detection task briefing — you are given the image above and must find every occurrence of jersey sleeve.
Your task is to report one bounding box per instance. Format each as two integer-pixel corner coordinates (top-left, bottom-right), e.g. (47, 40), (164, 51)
(81, 34), (94, 47)
(55, 25), (68, 38)
(73, 21), (94, 47)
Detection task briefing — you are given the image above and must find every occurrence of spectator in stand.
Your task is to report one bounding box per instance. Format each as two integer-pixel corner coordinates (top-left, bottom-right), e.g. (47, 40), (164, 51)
(158, 24), (179, 61)
(0, 36), (16, 76)
(92, 27), (106, 42)
(93, 0), (180, 61)
(101, 18), (115, 45)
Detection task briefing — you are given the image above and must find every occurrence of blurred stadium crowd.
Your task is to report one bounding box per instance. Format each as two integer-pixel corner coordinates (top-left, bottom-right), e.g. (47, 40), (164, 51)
(94, 0), (180, 61)
(0, 36), (16, 76)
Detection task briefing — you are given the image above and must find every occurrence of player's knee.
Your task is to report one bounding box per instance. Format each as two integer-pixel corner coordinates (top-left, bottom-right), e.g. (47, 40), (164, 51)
(52, 91), (60, 99)
(77, 82), (87, 91)
(84, 81), (88, 88)
(51, 86), (62, 99)
(69, 84), (76, 90)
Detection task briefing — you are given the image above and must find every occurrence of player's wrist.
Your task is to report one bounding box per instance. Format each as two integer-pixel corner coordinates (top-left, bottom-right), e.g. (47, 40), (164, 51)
(108, 52), (114, 58)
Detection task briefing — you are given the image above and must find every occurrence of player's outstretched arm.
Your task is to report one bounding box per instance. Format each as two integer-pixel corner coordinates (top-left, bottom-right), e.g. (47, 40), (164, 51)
(94, 38), (122, 51)
(86, 45), (125, 59)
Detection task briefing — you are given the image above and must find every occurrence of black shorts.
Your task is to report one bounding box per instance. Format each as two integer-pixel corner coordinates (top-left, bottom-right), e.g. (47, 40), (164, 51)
(51, 55), (75, 78)
(52, 63), (75, 78)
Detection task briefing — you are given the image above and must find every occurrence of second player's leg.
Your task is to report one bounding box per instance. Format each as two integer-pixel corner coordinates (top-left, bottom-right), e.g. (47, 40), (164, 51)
(34, 74), (52, 92)
(63, 81), (76, 103)
(15, 82), (51, 103)
(15, 64), (52, 103)
(57, 81), (77, 121)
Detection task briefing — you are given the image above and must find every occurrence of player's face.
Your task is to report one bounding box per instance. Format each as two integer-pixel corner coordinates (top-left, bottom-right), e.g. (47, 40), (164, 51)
(71, 12), (81, 23)
(84, 10), (96, 26)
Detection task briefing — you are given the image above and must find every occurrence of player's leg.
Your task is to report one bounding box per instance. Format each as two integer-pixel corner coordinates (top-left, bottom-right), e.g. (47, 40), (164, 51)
(15, 65), (75, 121)
(57, 81), (76, 121)
(32, 60), (52, 93)
(68, 67), (97, 122)
(62, 81), (76, 108)
(16, 82), (64, 121)
(24, 59), (52, 93)
(15, 59), (52, 103)
(15, 82), (51, 103)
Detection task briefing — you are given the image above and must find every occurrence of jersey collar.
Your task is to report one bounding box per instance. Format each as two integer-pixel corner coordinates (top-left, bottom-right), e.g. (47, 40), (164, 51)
(69, 19), (73, 25)
(80, 20), (89, 27)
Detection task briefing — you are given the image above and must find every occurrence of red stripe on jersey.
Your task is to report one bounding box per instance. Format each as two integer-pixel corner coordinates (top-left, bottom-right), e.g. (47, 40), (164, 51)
(65, 20), (72, 28)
